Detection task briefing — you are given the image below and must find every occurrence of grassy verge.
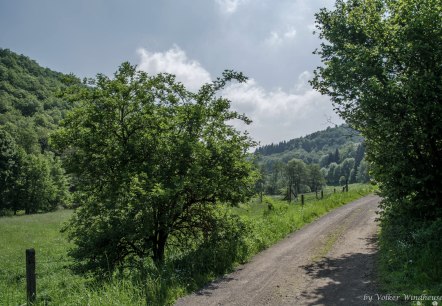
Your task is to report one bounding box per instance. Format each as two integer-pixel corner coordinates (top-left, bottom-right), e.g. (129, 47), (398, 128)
(233, 184), (375, 257)
(0, 184), (375, 305)
(378, 218), (442, 305)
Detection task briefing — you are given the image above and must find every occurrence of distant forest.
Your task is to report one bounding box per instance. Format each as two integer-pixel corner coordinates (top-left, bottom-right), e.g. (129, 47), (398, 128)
(255, 125), (363, 157)
(254, 125), (370, 196)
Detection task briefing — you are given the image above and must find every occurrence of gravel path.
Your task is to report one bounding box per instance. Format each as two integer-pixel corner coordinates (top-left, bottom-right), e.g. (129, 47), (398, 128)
(175, 195), (380, 306)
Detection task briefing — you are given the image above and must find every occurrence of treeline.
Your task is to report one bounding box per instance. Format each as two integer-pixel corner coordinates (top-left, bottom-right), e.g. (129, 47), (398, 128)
(256, 126), (370, 197)
(255, 125), (363, 157)
(0, 49), (79, 215)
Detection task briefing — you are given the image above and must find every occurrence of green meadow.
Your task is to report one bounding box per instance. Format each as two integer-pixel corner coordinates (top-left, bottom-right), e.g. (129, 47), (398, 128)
(0, 184), (375, 305)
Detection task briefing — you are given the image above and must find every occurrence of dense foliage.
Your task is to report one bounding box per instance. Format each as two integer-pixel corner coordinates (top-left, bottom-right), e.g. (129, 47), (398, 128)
(255, 125), (369, 196)
(312, 0), (441, 222)
(255, 124), (363, 158)
(52, 63), (257, 273)
(0, 49), (79, 152)
(312, 0), (442, 295)
(0, 49), (76, 214)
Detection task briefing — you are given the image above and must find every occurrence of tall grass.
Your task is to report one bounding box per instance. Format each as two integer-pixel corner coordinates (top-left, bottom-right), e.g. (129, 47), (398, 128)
(378, 218), (442, 305)
(236, 184), (376, 256)
(0, 184), (375, 305)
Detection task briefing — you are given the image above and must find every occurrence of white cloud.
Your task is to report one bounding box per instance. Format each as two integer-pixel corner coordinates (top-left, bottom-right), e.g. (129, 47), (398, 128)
(265, 26), (297, 46)
(284, 27), (297, 39)
(223, 72), (342, 145)
(295, 70), (311, 92)
(137, 47), (341, 145)
(265, 31), (283, 46)
(215, 0), (246, 14)
(137, 46), (211, 91)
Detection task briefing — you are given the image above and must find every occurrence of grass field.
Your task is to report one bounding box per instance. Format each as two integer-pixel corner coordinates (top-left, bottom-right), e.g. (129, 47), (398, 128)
(0, 184), (376, 305)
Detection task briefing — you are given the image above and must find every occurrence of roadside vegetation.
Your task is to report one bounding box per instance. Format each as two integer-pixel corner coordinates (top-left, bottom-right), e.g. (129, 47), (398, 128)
(378, 218), (442, 300)
(312, 0), (442, 302)
(0, 184), (374, 305)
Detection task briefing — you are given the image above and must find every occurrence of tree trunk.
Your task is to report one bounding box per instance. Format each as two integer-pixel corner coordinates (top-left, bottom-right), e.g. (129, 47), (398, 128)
(153, 230), (168, 264)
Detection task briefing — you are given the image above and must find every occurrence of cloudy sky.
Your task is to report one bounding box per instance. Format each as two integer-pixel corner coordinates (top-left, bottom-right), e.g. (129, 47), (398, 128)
(0, 0), (343, 146)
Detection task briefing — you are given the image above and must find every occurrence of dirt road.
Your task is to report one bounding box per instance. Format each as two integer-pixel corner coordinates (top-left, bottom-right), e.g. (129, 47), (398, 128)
(175, 195), (380, 306)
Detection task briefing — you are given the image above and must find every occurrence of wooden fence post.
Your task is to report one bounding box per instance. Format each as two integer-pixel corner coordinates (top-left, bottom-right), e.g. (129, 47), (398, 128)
(301, 194), (304, 206)
(321, 190), (324, 199)
(26, 248), (36, 304)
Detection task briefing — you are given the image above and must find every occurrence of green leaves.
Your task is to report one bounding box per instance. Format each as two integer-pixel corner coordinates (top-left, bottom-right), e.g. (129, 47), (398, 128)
(0, 129), (70, 215)
(312, 0), (442, 221)
(53, 63), (257, 273)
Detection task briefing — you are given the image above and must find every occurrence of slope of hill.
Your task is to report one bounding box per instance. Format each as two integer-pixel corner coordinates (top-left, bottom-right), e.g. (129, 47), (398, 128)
(254, 125), (369, 193)
(0, 48), (80, 153)
(0, 49), (80, 214)
(255, 125), (363, 163)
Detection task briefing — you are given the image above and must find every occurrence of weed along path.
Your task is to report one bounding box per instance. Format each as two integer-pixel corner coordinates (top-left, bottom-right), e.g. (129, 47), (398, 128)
(175, 195), (380, 306)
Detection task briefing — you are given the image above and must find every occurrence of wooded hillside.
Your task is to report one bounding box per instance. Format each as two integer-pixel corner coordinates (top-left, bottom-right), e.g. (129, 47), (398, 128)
(0, 49), (80, 214)
(254, 125), (369, 195)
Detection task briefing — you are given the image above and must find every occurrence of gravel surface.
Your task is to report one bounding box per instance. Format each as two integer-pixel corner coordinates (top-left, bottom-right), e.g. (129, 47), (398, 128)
(175, 195), (381, 306)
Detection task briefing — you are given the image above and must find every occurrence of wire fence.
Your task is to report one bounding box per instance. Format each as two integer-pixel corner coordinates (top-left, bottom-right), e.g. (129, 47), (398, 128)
(264, 185), (347, 205)
(1, 258), (73, 269)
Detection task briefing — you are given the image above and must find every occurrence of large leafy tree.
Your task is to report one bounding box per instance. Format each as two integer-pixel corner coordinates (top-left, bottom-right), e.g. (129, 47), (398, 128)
(352, 143), (365, 182)
(340, 158), (355, 183)
(52, 63), (257, 273)
(307, 164), (325, 196)
(311, 0), (442, 221)
(1, 129), (67, 214)
(0, 129), (19, 212)
(15, 154), (52, 214)
(285, 158), (307, 201)
(15, 153), (68, 214)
